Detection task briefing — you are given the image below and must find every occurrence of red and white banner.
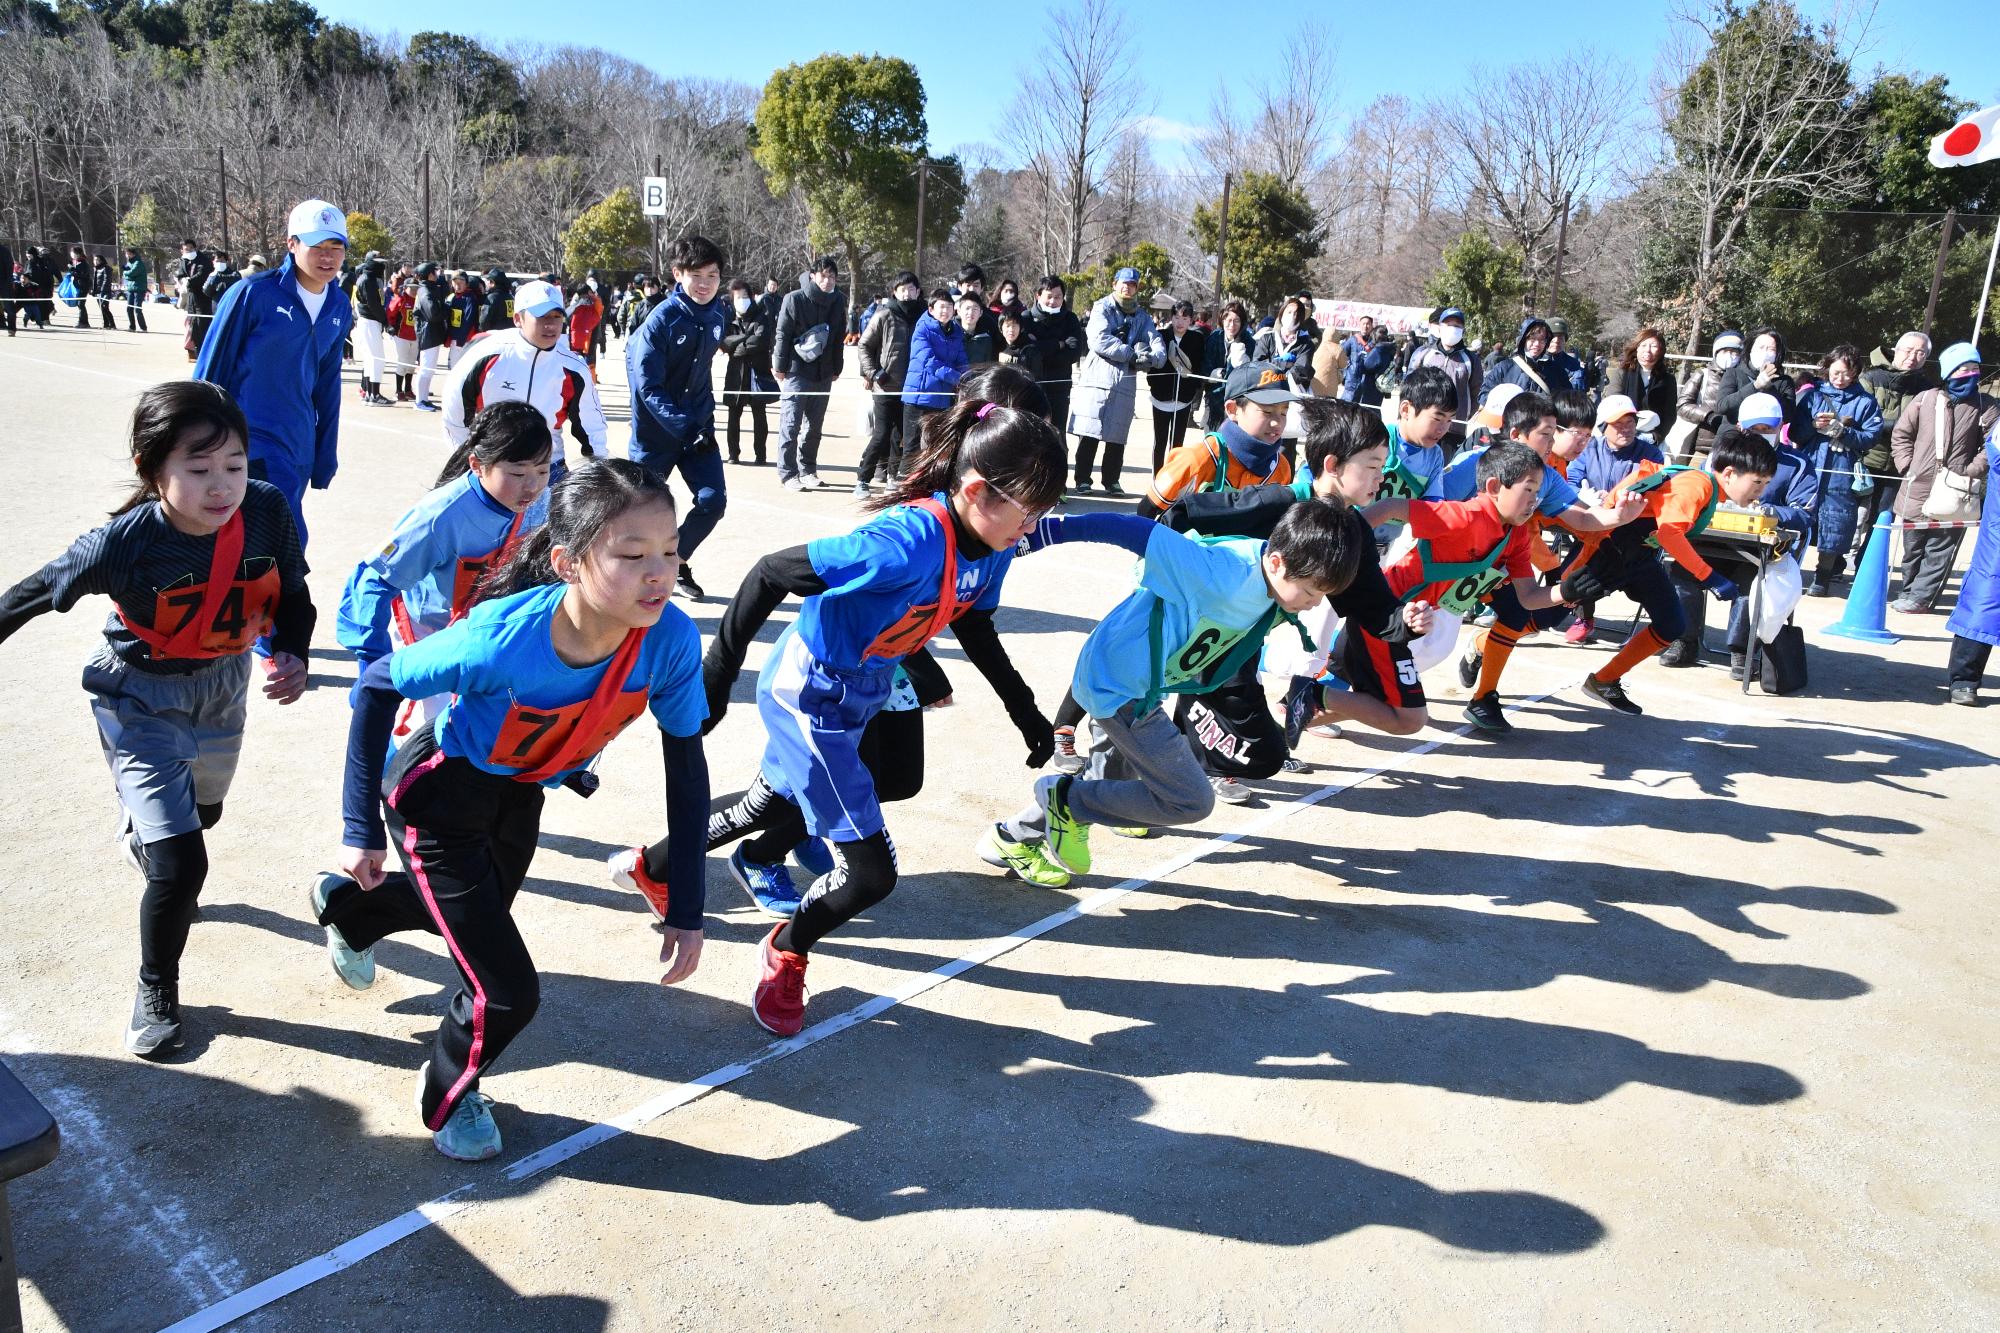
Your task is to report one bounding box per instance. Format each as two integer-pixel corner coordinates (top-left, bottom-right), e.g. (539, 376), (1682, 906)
(1312, 299), (1433, 335)
(1930, 104), (2000, 168)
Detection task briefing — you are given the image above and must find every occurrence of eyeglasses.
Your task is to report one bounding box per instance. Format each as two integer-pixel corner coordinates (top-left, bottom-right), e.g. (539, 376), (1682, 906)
(979, 479), (1052, 525)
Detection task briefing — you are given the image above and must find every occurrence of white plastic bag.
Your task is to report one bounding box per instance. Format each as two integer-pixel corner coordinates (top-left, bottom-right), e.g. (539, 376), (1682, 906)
(1755, 552), (1803, 644)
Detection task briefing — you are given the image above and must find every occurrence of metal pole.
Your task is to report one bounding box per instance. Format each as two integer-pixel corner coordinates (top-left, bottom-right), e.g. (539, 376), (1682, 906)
(422, 149), (432, 260)
(652, 154), (663, 277)
(1922, 208), (1956, 342)
(30, 138), (47, 246)
(1973, 214), (2000, 349)
(1549, 194), (1570, 313)
(913, 158), (928, 285)
(1213, 171), (1232, 308)
(217, 147), (230, 253)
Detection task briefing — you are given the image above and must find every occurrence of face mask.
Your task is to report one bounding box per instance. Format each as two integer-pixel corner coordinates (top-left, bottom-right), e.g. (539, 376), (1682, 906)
(1439, 325), (1465, 348)
(1946, 370), (1981, 401)
(1750, 347), (1776, 369)
(1041, 298), (1062, 313)
(733, 297), (752, 315)
(1714, 350), (1741, 370)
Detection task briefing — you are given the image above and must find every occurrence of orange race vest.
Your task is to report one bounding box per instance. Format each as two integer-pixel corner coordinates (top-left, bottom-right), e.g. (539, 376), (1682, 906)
(118, 513), (278, 659)
(859, 496), (975, 662)
(486, 625), (649, 782)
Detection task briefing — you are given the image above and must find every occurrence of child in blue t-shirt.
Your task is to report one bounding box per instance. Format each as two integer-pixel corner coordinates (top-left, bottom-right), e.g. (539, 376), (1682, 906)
(318, 459), (709, 1163)
(697, 395), (1068, 1038)
(985, 498), (1362, 885)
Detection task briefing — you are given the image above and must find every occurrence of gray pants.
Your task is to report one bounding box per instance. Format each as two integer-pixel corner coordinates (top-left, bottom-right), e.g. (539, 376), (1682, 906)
(778, 375), (833, 481)
(1012, 704), (1214, 835)
(1898, 526), (1965, 609)
(83, 646), (250, 841)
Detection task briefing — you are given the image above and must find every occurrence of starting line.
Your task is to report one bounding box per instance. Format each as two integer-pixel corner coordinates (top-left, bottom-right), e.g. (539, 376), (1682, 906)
(155, 684), (1565, 1332)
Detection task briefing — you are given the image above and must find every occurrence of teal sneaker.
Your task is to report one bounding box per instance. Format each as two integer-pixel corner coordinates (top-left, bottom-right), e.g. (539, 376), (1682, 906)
(976, 825), (1071, 887)
(309, 872), (376, 991)
(1037, 774), (1092, 874)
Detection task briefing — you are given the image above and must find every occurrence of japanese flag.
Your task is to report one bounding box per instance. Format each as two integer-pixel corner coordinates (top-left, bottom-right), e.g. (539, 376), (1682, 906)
(1930, 104), (2000, 168)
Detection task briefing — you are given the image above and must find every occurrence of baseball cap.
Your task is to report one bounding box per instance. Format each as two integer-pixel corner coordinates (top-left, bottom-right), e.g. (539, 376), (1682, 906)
(1738, 392), (1784, 430)
(1436, 306), (1467, 324)
(513, 279), (564, 318)
(1546, 316), (1570, 337)
(1474, 383), (1525, 430)
(1595, 393), (1638, 425)
(1225, 360), (1299, 405)
(286, 199), (347, 246)
(1941, 341), (1980, 377)
(1113, 266), (1140, 283)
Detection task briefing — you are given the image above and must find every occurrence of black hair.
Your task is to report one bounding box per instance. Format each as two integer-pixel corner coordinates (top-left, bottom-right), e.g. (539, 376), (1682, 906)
(1171, 300), (1197, 319)
(1709, 429), (1778, 478)
(477, 458), (676, 605)
(893, 269), (920, 291)
(1553, 389), (1595, 431)
(1502, 391), (1555, 440)
(999, 309), (1024, 327)
(1474, 439), (1545, 491)
(434, 400), (553, 489)
(115, 380), (249, 516)
(810, 254), (839, 276)
(1297, 398), (1389, 477)
(1746, 325), (1789, 368)
(869, 399), (1066, 515)
(1221, 299), (1249, 326)
(955, 291), (984, 308)
(670, 234), (724, 273)
(927, 287), (955, 307)
(956, 262), (986, 286)
(956, 362), (1050, 417)
(727, 277), (751, 295)
(1267, 497), (1364, 595)
(1036, 274), (1065, 294)
(1399, 365), (1458, 416)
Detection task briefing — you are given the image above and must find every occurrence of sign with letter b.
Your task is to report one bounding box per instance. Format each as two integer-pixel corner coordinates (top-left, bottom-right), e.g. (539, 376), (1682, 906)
(640, 177), (668, 217)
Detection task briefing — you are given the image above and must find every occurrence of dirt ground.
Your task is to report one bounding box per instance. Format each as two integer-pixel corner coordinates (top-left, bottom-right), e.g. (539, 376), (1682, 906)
(0, 316), (1994, 1332)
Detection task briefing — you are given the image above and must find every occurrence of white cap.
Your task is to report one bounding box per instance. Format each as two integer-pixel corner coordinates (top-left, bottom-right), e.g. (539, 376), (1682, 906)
(286, 199), (347, 246)
(1738, 392), (1784, 429)
(513, 279), (564, 318)
(1595, 393), (1638, 425)
(1474, 382), (1524, 429)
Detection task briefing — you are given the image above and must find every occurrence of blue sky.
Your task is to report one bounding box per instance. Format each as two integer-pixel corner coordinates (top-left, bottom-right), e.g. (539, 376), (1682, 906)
(317, 0), (1997, 169)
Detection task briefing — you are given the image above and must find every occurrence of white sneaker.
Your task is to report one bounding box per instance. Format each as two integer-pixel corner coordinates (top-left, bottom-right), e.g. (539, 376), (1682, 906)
(781, 476), (803, 492)
(800, 473), (823, 491)
(1209, 775), (1251, 804)
(1307, 722), (1343, 739)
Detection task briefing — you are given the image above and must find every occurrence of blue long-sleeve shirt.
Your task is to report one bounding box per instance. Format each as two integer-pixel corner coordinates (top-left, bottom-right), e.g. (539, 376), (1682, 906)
(625, 285), (727, 463)
(1571, 431), (1665, 497)
(194, 254), (349, 491)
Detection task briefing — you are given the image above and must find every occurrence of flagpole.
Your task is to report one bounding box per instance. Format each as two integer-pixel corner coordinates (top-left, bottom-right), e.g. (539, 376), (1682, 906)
(1975, 213), (2000, 348)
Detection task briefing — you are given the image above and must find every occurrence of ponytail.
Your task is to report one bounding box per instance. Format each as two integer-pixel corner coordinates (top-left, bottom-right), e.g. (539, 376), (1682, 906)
(474, 457), (675, 604)
(867, 398), (1066, 514)
(435, 400), (553, 489)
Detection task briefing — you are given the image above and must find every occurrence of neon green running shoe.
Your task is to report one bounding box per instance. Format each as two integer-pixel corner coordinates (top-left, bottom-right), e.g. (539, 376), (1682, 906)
(976, 825), (1071, 888)
(1037, 774), (1092, 874)
(1110, 826), (1151, 839)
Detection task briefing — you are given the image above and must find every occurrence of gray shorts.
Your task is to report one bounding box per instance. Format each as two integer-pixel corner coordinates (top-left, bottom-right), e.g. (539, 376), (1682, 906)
(82, 645), (251, 842)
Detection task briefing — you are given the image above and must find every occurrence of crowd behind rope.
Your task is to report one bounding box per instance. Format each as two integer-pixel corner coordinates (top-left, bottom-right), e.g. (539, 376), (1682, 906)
(0, 198), (1995, 1162)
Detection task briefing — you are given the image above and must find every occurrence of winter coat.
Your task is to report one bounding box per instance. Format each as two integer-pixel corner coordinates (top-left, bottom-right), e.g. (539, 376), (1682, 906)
(1340, 336), (1394, 406)
(353, 261), (388, 323)
(0, 244), (13, 296)
(1711, 426), (1819, 548)
(176, 252), (213, 313)
(857, 298), (918, 392)
(121, 256), (146, 298)
(1792, 379), (1884, 555)
(203, 264), (241, 310)
(1252, 324), (1316, 395)
(1859, 362), (1935, 474)
(773, 275), (848, 380)
(1148, 328), (1208, 409)
(478, 275), (513, 333)
(626, 285), (728, 462)
(962, 328), (997, 366)
(91, 261), (114, 299)
(1479, 319), (1562, 399)
(1025, 304), (1085, 384)
(1714, 362), (1796, 425)
(566, 291), (601, 355)
(1405, 340), (1482, 427)
(1606, 363), (1677, 426)
(996, 335), (1047, 385)
(1070, 296), (1166, 444)
(721, 303), (777, 398)
(415, 278), (453, 351)
(1204, 326), (1257, 418)
(1547, 349), (1586, 393)
(901, 312), (968, 410)
(1890, 386), (1998, 521)
(1946, 436), (2000, 649)
(1676, 360), (1732, 454)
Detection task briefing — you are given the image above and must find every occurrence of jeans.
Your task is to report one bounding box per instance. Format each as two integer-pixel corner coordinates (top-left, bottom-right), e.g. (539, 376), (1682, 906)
(777, 375), (832, 480)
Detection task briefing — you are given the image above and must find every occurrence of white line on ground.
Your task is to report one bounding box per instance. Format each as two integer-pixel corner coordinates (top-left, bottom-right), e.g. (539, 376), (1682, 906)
(154, 684), (1564, 1333)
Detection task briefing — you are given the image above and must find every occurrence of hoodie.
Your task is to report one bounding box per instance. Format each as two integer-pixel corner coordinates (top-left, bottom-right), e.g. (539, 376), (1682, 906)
(1479, 317), (1558, 398)
(774, 274), (848, 379)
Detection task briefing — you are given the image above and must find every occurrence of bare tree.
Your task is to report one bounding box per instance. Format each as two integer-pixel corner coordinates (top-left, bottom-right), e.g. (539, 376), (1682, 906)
(1658, 0), (1869, 348)
(999, 0), (1148, 273)
(1249, 27), (1339, 190)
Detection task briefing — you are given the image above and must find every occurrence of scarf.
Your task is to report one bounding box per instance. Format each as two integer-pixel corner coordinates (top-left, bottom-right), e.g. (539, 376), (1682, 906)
(1217, 419), (1280, 478)
(1946, 372), (1981, 402)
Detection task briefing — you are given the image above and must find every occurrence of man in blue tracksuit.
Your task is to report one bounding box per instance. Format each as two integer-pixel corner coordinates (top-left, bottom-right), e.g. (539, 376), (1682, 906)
(623, 234), (728, 599)
(193, 198), (351, 549)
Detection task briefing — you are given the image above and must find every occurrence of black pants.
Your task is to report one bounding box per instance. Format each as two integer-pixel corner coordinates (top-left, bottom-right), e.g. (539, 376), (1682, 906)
(317, 724), (545, 1130)
(97, 297), (114, 326)
(1174, 659), (1287, 779)
(0, 292), (13, 334)
(1151, 405), (1195, 475)
(1950, 635), (1991, 687)
(856, 397), (906, 484)
(902, 403), (939, 467)
(1073, 435), (1126, 488)
(725, 394), (768, 462)
(136, 801), (224, 986)
(1043, 383), (1072, 436)
(76, 297), (91, 328)
(1562, 525), (1688, 642)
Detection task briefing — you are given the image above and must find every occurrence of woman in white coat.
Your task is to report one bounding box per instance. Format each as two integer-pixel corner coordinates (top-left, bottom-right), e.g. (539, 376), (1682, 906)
(1068, 267), (1166, 495)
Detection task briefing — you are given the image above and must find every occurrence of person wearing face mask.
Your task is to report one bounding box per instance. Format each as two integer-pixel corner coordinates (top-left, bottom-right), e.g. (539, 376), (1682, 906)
(989, 279), (1026, 323)
(855, 271), (923, 492)
(1714, 325), (1797, 424)
(721, 277), (778, 467)
(1024, 275), (1084, 432)
(1252, 296), (1318, 394)
(1678, 330), (1744, 458)
(1891, 343), (1996, 616)
(1406, 307), (1481, 455)
(1069, 267), (1167, 495)
(1147, 300), (1208, 473)
(176, 239), (215, 362)
(1856, 331), (1934, 546)
(772, 255), (849, 491)
(1792, 344), (1884, 596)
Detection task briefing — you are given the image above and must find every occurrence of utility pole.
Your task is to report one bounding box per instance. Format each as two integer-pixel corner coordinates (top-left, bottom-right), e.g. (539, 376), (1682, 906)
(422, 150), (433, 260)
(1549, 193), (1572, 313)
(913, 157), (929, 285)
(1212, 171), (1232, 309)
(30, 137), (48, 246)
(1922, 208), (1957, 342)
(217, 148), (230, 253)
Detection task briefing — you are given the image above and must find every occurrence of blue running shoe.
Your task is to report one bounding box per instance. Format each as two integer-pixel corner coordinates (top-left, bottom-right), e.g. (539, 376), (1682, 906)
(309, 872), (376, 990)
(431, 1084), (502, 1161)
(791, 837), (835, 880)
(730, 846), (803, 918)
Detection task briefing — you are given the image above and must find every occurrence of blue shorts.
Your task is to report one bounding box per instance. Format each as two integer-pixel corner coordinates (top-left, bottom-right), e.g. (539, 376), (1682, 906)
(755, 629), (895, 842)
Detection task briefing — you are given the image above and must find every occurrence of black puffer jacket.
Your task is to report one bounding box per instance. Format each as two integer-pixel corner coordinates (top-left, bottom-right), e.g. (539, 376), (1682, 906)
(478, 270), (513, 333)
(353, 259), (387, 323)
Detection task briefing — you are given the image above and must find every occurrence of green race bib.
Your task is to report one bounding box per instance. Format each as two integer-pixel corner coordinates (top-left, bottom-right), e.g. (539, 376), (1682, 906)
(1161, 616), (1250, 689)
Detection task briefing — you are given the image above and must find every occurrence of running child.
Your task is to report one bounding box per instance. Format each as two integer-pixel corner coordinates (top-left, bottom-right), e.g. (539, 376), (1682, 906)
(984, 498), (1361, 885)
(1372, 365), (1461, 520)
(335, 400), (552, 731)
(1561, 430), (1777, 716)
(694, 396), (1066, 1037)
(0, 381), (314, 1057)
(318, 459), (709, 1161)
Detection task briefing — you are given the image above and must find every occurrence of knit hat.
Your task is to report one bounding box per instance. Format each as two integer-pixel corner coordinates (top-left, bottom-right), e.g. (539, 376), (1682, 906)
(1712, 330), (1745, 353)
(1737, 392), (1784, 430)
(1940, 341), (1980, 377)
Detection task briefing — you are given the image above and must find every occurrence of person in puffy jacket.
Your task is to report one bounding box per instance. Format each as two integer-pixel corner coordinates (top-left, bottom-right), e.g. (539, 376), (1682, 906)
(1675, 330), (1743, 459)
(899, 288), (968, 460)
(1479, 316), (1562, 399)
(120, 247), (148, 332)
(1891, 342), (1996, 615)
(1790, 344), (1884, 595)
(855, 271), (922, 491)
(1714, 326), (1796, 423)
(1024, 275), (1084, 431)
(721, 277), (778, 465)
(477, 267), (513, 333)
(1069, 267), (1166, 494)
(1340, 325), (1395, 408)
(771, 256), (848, 489)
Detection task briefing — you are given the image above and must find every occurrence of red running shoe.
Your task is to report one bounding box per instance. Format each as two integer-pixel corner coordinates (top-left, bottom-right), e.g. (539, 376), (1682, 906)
(753, 924), (809, 1036)
(606, 847), (670, 920)
(1563, 615), (1595, 645)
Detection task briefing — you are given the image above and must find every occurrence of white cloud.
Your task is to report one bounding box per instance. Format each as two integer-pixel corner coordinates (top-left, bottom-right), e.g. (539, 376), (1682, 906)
(1135, 115), (1203, 144)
